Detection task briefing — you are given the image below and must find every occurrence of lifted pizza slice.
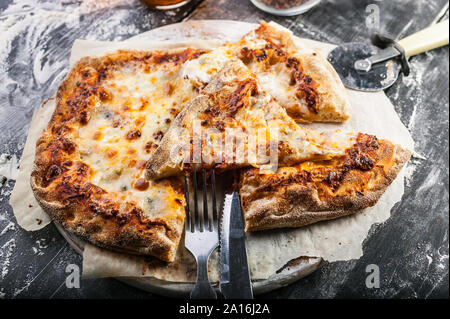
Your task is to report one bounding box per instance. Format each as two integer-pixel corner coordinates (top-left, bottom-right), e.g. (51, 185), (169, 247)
(239, 133), (411, 231)
(146, 58), (355, 179)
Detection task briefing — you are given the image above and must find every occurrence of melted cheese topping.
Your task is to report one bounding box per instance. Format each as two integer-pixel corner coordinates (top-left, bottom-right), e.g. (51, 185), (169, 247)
(182, 46), (234, 85)
(74, 62), (195, 219)
(70, 48), (246, 220)
(69, 43), (352, 217)
(229, 80), (351, 163)
(238, 37), (312, 116)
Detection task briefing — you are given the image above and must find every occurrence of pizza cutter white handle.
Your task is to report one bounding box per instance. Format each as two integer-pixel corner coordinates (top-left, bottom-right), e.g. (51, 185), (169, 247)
(398, 19), (449, 57)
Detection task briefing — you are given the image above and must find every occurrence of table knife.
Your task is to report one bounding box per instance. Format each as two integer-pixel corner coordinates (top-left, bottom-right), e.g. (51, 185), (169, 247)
(219, 191), (253, 299)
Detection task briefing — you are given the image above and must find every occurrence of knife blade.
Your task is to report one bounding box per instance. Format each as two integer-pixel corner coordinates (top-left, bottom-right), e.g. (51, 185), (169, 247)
(219, 191), (253, 299)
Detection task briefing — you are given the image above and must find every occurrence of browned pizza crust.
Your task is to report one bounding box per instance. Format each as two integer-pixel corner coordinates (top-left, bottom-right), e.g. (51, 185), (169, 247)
(239, 133), (411, 231)
(31, 177), (179, 261)
(31, 49), (205, 262)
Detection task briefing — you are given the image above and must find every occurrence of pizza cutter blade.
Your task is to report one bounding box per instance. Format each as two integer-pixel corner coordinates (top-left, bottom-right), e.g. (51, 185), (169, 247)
(328, 19), (449, 92)
(327, 42), (400, 92)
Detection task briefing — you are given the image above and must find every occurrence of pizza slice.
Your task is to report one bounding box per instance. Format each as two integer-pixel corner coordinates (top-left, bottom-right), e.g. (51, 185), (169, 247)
(146, 58), (355, 179)
(239, 133), (411, 231)
(168, 21), (350, 123)
(31, 49), (210, 262)
(234, 21), (351, 123)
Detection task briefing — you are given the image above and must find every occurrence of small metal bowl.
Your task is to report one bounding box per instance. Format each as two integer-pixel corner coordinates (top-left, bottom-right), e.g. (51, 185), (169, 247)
(250, 0), (321, 16)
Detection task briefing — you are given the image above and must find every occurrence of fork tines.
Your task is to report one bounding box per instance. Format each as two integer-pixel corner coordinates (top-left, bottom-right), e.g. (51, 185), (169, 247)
(184, 168), (218, 233)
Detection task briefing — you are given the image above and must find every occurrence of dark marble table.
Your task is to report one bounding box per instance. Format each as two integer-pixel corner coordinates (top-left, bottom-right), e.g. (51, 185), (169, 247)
(0, 0), (448, 299)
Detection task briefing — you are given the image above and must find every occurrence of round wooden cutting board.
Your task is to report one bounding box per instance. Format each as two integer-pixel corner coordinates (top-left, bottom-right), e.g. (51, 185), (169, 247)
(55, 20), (323, 297)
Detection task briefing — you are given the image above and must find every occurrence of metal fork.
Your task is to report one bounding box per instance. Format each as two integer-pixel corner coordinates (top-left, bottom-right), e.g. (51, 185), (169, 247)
(184, 168), (219, 299)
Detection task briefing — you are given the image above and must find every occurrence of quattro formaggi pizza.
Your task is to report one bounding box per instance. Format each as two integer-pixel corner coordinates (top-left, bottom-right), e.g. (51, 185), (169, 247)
(31, 22), (411, 262)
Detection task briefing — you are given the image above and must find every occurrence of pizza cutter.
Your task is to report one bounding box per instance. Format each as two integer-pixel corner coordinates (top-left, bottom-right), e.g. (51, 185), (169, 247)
(328, 19), (449, 92)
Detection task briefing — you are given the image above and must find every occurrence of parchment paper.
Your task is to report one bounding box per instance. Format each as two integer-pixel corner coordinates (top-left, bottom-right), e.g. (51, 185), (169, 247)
(9, 98), (55, 230)
(10, 21), (414, 282)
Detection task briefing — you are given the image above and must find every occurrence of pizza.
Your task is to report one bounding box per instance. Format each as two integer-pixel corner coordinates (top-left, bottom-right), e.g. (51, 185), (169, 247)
(239, 133), (411, 231)
(31, 49), (210, 262)
(30, 21), (411, 264)
(146, 58), (354, 179)
(234, 21), (351, 123)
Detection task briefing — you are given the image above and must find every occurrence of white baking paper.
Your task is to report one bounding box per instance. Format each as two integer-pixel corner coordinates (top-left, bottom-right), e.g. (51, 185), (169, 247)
(9, 98), (55, 230)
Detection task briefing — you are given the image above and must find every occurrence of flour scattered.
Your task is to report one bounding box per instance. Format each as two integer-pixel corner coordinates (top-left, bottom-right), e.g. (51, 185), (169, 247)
(426, 254), (433, 266)
(79, 0), (137, 14)
(0, 211), (9, 223)
(0, 153), (19, 182)
(165, 9), (178, 16)
(32, 238), (49, 255)
(403, 54), (428, 89)
(411, 151), (426, 160)
(0, 6), (79, 73)
(0, 0), (142, 77)
(436, 234), (449, 271)
(402, 51), (437, 133)
(0, 222), (16, 236)
(404, 151), (427, 187)
(36, 238), (48, 249)
(12, 272), (35, 297)
(0, 239), (16, 280)
(0, 153), (19, 198)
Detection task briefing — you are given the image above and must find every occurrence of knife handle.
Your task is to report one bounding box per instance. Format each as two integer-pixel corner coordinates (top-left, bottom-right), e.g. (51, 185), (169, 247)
(398, 19), (449, 57)
(190, 255), (217, 299)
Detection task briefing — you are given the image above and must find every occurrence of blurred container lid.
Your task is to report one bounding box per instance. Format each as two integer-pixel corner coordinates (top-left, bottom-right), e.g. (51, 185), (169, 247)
(139, 0), (191, 10)
(250, 0), (321, 16)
